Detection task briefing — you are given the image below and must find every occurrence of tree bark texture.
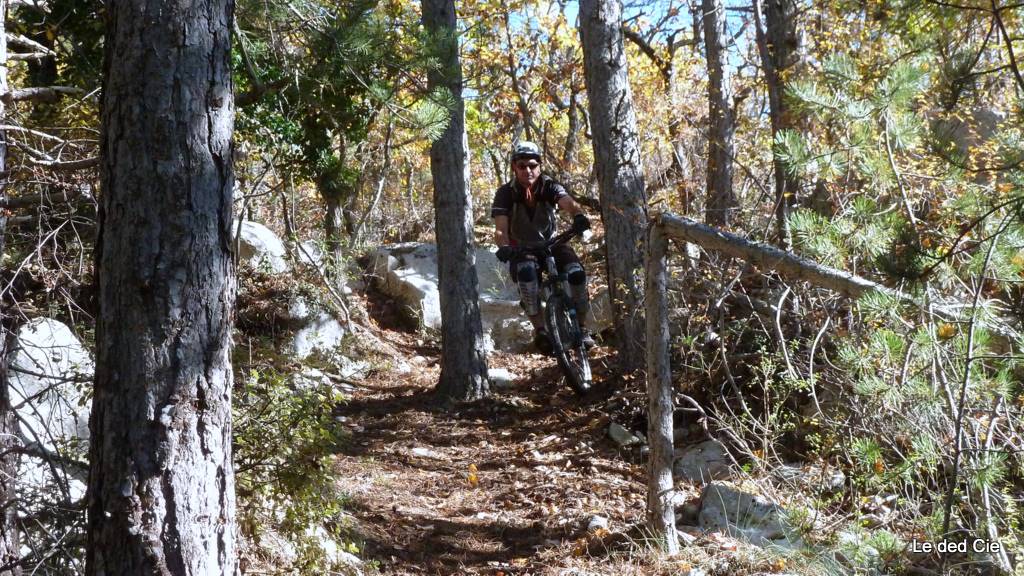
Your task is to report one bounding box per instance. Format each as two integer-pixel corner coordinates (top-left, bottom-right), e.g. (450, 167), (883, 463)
(422, 0), (489, 402)
(579, 0), (649, 371)
(644, 223), (678, 554)
(87, 1), (237, 573)
(0, 5), (21, 572)
(702, 0), (737, 227)
(324, 193), (348, 290)
(754, 0), (802, 249)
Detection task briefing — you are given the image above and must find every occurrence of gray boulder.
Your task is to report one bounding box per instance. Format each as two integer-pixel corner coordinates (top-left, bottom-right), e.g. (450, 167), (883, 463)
(8, 318), (93, 500)
(10, 318), (93, 452)
(698, 482), (794, 547)
(291, 312), (347, 360)
(674, 439), (734, 484)
(774, 462), (845, 493)
(297, 240), (325, 268)
(236, 220), (289, 274)
(608, 423), (643, 448)
(368, 242), (611, 352)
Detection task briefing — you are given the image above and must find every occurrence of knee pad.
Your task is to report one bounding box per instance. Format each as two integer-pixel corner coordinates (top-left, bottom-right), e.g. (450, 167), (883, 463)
(566, 262), (586, 285)
(515, 260), (537, 283)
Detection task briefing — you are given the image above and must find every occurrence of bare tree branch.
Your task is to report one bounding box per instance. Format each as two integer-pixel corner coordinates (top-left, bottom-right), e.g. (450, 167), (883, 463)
(991, 0), (1024, 92)
(5, 33), (53, 55)
(2, 86), (84, 104)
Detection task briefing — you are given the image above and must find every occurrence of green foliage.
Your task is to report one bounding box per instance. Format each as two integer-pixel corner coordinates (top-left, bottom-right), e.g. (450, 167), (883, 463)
(411, 87), (456, 142)
(234, 364), (352, 569)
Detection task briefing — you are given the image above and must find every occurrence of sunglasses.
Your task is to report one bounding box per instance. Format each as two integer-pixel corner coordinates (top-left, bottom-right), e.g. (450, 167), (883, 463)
(515, 161), (541, 171)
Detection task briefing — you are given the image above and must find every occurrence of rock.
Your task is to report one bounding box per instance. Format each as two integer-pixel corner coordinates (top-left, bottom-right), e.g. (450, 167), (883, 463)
(9, 318), (93, 501)
(680, 568), (707, 576)
(291, 312), (347, 359)
(335, 356), (371, 380)
(236, 220), (289, 274)
(698, 482), (794, 547)
(369, 243), (612, 352)
(387, 270), (441, 330)
(279, 295), (314, 327)
(292, 368), (331, 391)
(411, 446), (444, 459)
(305, 526), (363, 575)
(607, 423), (643, 448)
(674, 439), (734, 484)
(487, 368), (517, 388)
(297, 240), (324, 268)
(676, 501), (701, 526)
(368, 249), (400, 288)
(10, 318), (93, 451)
(676, 528), (698, 546)
(586, 515), (609, 532)
(489, 317), (534, 353)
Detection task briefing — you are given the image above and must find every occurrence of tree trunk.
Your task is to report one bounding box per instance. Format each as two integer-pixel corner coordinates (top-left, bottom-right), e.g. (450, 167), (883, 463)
(702, 0), (737, 227)
(324, 192), (347, 287)
(644, 223), (678, 553)
(422, 0), (489, 403)
(0, 4), (21, 572)
(579, 0), (649, 371)
(87, 0), (237, 573)
(755, 0), (802, 249)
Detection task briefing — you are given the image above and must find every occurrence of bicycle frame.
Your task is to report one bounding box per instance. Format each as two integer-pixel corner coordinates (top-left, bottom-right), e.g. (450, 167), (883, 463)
(508, 229), (591, 393)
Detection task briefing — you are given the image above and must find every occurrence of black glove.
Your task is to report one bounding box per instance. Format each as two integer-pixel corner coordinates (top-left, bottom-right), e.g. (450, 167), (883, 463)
(496, 245), (515, 263)
(572, 213), (591, 233)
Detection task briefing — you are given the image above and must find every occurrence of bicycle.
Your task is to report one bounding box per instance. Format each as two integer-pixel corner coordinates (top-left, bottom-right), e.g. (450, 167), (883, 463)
(504, 229), (593, 395)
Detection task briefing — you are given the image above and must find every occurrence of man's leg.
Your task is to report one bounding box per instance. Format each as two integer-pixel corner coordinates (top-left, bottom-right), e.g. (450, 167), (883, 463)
(512, 256), (550, 352)
(553, 245), (595, 348)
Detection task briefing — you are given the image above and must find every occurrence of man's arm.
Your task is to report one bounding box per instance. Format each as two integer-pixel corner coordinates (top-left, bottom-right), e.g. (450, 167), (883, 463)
(557, 195), (584, 217)
(494, 215), (511, 246)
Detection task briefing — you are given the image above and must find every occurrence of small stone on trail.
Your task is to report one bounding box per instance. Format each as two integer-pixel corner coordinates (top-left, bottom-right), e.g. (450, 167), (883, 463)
(607, 423), (643, 447)
(586, 515), (609, 532)
(487, 368), (517, 388)
(410, 446), (443, 459)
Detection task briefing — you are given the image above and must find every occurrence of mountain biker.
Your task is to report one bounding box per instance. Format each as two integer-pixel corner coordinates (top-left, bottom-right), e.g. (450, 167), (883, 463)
(491, 141), (596, 354)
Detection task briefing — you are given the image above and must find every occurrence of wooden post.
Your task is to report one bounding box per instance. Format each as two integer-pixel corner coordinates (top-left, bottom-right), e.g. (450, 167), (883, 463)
(645, 221), (678, 553)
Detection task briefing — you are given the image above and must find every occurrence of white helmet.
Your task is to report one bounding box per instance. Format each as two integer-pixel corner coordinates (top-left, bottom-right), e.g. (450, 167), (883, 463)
(510, 141), (542, 162)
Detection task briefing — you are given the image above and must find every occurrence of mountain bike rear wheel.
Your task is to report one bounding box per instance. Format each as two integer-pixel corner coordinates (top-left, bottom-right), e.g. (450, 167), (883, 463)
(544, 293), (592, 394)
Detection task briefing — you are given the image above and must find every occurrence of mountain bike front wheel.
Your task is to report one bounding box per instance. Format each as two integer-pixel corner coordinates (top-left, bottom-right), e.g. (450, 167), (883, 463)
(544, 292), (592, 394)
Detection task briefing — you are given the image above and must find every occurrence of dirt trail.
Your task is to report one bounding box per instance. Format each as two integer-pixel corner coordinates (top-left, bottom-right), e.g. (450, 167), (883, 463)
(332, 327), (664, 575)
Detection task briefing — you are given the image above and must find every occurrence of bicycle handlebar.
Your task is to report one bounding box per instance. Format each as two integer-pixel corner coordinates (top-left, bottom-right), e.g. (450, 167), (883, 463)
(505, 228), (581, 259)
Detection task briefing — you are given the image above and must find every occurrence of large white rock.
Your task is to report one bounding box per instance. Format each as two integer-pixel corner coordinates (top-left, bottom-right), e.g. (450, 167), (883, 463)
(9, 318), (93, 501)
(10, 318), (93, 452)
(369, 242), (610, 352)
(291, 312), (347, 360)
(236, 220), (289, 274)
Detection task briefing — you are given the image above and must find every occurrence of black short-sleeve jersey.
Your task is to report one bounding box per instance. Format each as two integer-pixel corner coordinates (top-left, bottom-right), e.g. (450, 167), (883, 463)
(490, 175), (568, 218)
